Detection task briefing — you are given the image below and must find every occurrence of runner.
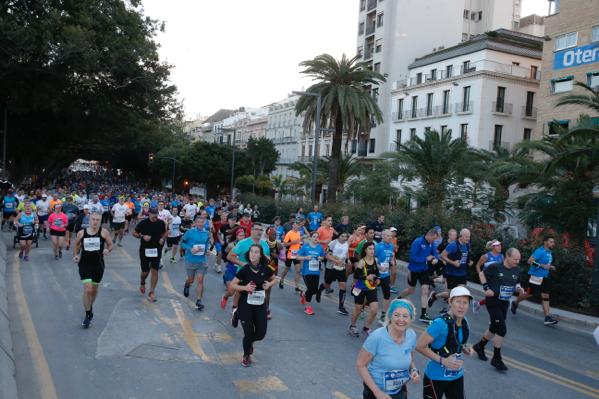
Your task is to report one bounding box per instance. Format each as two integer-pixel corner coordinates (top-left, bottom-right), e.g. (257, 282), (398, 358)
(472, 240), (504, 314)
(320, 230), (350, 315)
(430, 229), (471, 309)
(334, 215), (352, 237)
(111, 196), (131, 247)
(511, 236), (559, 326)
(369, 214), (385, 243)
(280, 219), (303, 291)
(15, 203), (38, 261)
(62, 196), (80, 250)
(238, 212), (253, 237)
(212, 212), (226, 273)
(307, 204), (323, 233)
(356, 299), (420, 399)
(2, 189), (19, 231)
(220, 228), (246, 311)
(282, 213), (295, 234)
(48, 203), (68, 260)
(133, 207), (167, 302)
(183, 199), (199, 220)
(73, 205), (92, 232)
(99, 195), (111, 226)
(297, 231), (325, 315)
(272, 216), (286, 242)
(398, 228), (439, 323)
(87, 194), (104, 215)
(180, 213), (212, 310)
(137, 202), (150, 222)
(317, 215), (335, 266)
(472, 248), (524, 371)
(72, 212), (113, 328)
(230, 244), (277, 367)
(124, 196), (135, 234)
(349, 242), (380, 337)
(165, 206), (182, 263)
(35, 193), (50, 239)
(389, 226), (399, 295)
(416, 287), (474, 399)
(264, 227), (284, 319)
(375, 229), (396, 324)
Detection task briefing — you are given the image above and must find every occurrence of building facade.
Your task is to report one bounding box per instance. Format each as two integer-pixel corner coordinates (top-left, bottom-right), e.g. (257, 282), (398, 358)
(266, 95), (303, 178)
(390, 29), (542, 151)
(356, 0), (521, 157)
(536, 0), (599, 138)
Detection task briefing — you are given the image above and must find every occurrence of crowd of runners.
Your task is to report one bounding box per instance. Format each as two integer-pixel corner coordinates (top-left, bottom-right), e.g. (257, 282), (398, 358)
(2, 180), (565, 399)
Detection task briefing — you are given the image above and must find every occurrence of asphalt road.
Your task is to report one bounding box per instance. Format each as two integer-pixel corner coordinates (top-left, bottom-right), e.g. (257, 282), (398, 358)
(6, 230), (599, 399)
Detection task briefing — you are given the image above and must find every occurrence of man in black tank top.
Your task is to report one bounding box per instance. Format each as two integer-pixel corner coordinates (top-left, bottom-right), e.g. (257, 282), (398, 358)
(73, 211), (113, 328)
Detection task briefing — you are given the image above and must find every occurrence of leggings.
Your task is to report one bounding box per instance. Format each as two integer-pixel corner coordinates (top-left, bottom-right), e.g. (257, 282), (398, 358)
(423, 375), (464, 399)
(238, 302), (268, 356)
(486, 296), (509, 337)
(379, 276), (391, 300)
(303, 274), (320, 303)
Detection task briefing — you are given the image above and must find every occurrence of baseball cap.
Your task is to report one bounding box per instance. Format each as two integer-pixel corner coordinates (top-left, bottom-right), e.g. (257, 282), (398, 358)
(149, 207), (159, 214)
(41, 193), (47, 198)
(449, 286), (473, 300)
(83, 205), (90, 210)
(390, 227), (398, 232)
(434, 225), (442, 232)
(490, 240), (501, 247)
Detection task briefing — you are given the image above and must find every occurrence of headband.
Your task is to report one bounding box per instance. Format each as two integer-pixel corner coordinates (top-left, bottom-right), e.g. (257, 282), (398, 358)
(388, 299), (414, 320)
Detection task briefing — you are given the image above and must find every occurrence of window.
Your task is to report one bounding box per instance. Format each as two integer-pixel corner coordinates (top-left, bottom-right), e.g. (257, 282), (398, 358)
(478, 11), (482, 20)
(531, 65), (539, 79)
(410, 128), (416, 141)
(554, 32), (577, 51)
(460, 124), (468, 140)
(446, 65), (453, 78)
(463, 10), (470, 19)
(551, 77), (573, 93)
(442, 90), (450, 114)
(462, 33), (469, 42)
(369, 138), (376, 153)
(593, 26), (599, 42)
(493, 125), (503, 149)
(523, 128), (532, 141)
(377, 13), (384, 27)
(416, 73), (423, 84)
(525, 91), (535, 116)
(411, 96), (418, 118)
(374, 62), (381, 72)
(326, 144), (330, 156)
(588, 72), (599, 88)
(372, 88), (379, 102)
(548, 120), (568, 136)
(512, 62), (520, 66)
(471, 12), (476, 20)
(351, 139), (357, 153)
(375, 39), (382, 53)
(426, 93), (433, 116)
(462, 86), (471, 111)
(396, 130), (402, 150)
(360, 0), (366, 11)
(430, 69), (437, 80)
(359, 22), (365, 35)
(357, 46), (363, 57)
(424, 127), (431, 133)
(496, 86), (506, 112)
(463, 60), (471, 73)
(440, 125), (448, 134)
(309, 145), (313, 156)
(397, 98), (404, 119)
(512, 21), (520, 30)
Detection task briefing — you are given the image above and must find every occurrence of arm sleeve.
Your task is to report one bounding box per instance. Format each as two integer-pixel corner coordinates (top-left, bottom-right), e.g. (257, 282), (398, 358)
(354, 261), (366, 280)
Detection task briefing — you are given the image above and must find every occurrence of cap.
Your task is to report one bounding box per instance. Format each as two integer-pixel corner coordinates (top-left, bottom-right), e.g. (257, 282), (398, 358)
(149, 207), (159, 214)
(390, 227), (398, 232)
(490, 240), (501, 247)
(449, 286), (473, 300)
(434, 225), (442, 232)
(41, 194), (47, 198)
(83, 205), (90, 210)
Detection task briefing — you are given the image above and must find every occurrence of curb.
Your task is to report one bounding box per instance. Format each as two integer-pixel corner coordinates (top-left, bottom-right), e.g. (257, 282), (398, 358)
(0, 237), (18, 399)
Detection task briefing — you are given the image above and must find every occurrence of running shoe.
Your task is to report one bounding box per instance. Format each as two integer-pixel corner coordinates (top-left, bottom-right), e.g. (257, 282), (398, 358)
(81, 315), (92, 329)
(139, 283), (146, 294)
(337, 307), (349, 316)
(510, 301), (518, 315)
(543, 315), (558, 326)
(325, 288), (334, 295)
(379, 312), (386, 324)
(348, 325), (360, 337)
(148, 292), (157, 302)
(419, 313), (432, 323)
(299, 292), (306, 305)
(196, 299), (204, 311)
(231, 308), (239, 328)
(18, 251), (23, 259)
(220, 295), (228, 310)
(170, 258), (176, 264)
(66, 244), (70, 251)
(278, 281), (284, 289)
(117, 243), (123, 247)
(491, 356), (508, 371)
(315, 287), (323, 303)
(23, 255), (29, 262)
(54, 255), (59, 261)
(183, 284), (190, 297)
(389, 287), (398, 294)
(472, 300), (482, 314)
(58, 250), (62, 258)
(472, 343), (488, 361)
(216, 264), (222, 274)
(295, 287), (302, 293)
(241, 355), (251, 367)
(427, 292), (437, 308)
(304, 306), (314, 315)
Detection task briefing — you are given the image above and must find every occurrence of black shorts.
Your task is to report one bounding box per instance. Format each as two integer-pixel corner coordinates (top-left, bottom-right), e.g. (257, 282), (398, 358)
(166, 236), (181, 247)
(111, 222), (125, 231)
(378, 276), (391, 300)
(3, 211), (16, 219)
(125, 214), (133, 222)
(67, 223), (77, 233)
(408, 271), (430, 287)
(353, 287), (378, 305)
(50, 229), (65, 237)
(324, 268), (347, 284)
(139, 255), (161, 272)
(78, 261), (105, 284)
(423, 375), (464, 399)
(446, 275), (468, 289)
(522, 275), (551, 294)
(38, 215), (49, 224)
(363, 383), (406, 399)
(285, 258), (299, 268)
(18, 233), (35, 241)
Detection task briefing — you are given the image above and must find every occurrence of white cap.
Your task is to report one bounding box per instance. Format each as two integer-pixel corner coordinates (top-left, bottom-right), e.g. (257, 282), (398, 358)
(83, 205), (90, 210)
(449, 286), (473, 300)
(490, 240), (501, 247)
(390, 227), (398, 232)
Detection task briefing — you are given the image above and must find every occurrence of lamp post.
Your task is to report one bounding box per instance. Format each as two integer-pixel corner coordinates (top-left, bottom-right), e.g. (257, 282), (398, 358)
(293, 91), (321, 203)
(222, 127), (237, 201)
(592, 186), (599, 288)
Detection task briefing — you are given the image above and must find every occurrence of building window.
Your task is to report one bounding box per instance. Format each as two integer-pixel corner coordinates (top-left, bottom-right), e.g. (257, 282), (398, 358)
(396, 130), (402, 150)
(377, 13), (384, 27)
(523, 128), (532, 141)
(375, 39), (382, 53)
(410, 128), (416, 141)
(411, 96), (418, 118)
(588, 72), (599, 88)
(440, 125), (448, 134)
(463, 10), (470, 19)
(551, 77), (573, 93)
(512, 62), (520, 66)
(369, 138), (376, 153)
(525, 91), (535, 116)
(446, 65), (453, 78)
(430, 69), (437, 80)
(462, 60), (472, 73)
(593, 26), (599, 42)
(478, 11), (482, 20)
(351, 139), (357, 153)
(426, 93), (433, 116)
(359, 22), (365, 35)
(460, 124), (468, 140)
(374, 62), (381, 72)
(471, 12), (476, 20)
(531, 65), (539, 79)
(372, 88), (379, 102)
(309, 145), (313, 156)
(554, 32), (577, 51)
(416, 73), (423, 84)
(424, 127), (431, 133)
(548, 120), (568, 136)
(495, 86), (506, 112)
(360, 0), (366, 11)
(326, 144), (330, 156)
(397, 98), (404, 119)
(462, 33), (469, 42)
(442, 90), (450, 114)
(493, 125), (503, 150)
(462, 86), (471, 111)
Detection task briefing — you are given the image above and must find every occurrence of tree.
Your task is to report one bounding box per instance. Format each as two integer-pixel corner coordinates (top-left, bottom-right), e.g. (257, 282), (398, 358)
(346, 160), (400, 206)
(271, 174), (291, 201)
(322, 154), (362, 196)
(244, 137), (279, 177)
(295, 54), (385, 203)
(556, 81), (599, 114)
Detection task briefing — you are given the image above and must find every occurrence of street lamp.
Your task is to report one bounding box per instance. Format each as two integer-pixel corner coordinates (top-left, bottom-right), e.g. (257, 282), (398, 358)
(592, 186), (599, 288)
(293, 90), (321, 203)
(222, 127), (237, 201)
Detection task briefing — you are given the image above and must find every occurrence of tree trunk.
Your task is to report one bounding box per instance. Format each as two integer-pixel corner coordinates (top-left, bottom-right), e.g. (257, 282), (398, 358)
(327, 114), (343, 203)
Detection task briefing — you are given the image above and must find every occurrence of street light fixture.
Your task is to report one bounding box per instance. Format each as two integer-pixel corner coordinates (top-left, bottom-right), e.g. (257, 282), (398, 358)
(222, 127), (237, 201)
(293, 90), (322, 203)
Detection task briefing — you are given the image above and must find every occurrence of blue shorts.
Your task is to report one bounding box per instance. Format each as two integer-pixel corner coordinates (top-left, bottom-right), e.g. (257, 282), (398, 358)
(224, 263), (237, 283)
(215, 242), (222, 253)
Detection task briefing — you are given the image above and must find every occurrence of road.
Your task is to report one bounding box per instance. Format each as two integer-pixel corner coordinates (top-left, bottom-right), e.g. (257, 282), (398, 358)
(5, 230), (599, 399)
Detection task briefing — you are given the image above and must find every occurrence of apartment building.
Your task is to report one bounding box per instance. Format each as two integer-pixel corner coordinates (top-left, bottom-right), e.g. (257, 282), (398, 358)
(390, 29), (542, 151)
(356, 0), (521, 157)
(265, 95), (303, 178)
(536, 0), (599, 138)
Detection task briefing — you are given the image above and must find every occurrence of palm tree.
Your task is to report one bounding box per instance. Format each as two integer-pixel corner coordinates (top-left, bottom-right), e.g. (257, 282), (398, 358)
(295, 54), (385, 203)
(322, 154), (362, 196)
(556, 81), (599, 113)
(271, 174), (289, 201)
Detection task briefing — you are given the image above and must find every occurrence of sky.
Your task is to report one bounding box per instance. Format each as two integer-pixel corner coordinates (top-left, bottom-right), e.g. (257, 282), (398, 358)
(141, 0), (550, 119)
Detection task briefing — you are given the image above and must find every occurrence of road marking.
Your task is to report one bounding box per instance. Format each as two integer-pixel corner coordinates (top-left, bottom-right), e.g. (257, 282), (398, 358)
(11, 253), (59, 399)
(109, 270), (135, 291)
(233, 376), (288, 394)
(333, 391), (354, 399)
(119, 247), (134, 262)
(170, 299), (212, 362)
(217, 351), (244, 365)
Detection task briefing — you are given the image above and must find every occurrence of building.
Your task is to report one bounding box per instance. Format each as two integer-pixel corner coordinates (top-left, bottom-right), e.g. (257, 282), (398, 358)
(198, 109), (236, 143)
(517, 14), (545, 37)
(536, 0), (599, 138)
(266, 95), (303, 178)
(390, 29), (542, 151)
(231, 110), (268, 149)
(356, 0), (522, 157)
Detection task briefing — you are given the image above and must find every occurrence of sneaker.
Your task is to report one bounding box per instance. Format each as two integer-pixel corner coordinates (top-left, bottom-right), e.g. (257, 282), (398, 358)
(117, 243), (123, 247)
(139, 283), (146, 294)
(220, 295), (228, 310)
(170, 258), (176, 263)
(389, 287), (398, 294)
(241, 355), (251, 367)
(81, 315), (92, 329)
(419, 313), (432, 323)
(472, 300), (482, 314)
(183, 284), (190, 298)
(544, 315), (558, 326)
(325, 288), (334, 295)
(278, 281), (284, 289)
(473, 343), (488, 361)
(216, 264), (222, 274)
(267, 309), (272, 320)
(295, 287), (302, 293)
(427, 292), (437, 308)
(362, 327), (371, 336)
(337, 307), (349, 316)
(304, 306), (314, 315)
(231, 308), (239, 328)
(58, 250), (62, 258)
(379, 312), (386, 324)
(195, 299), (204, 311)
(54, 255), (59, 261)
(66, 244), (70, 251)
(148, 292), (157, 302)
(348, 325), (360, 337)
(510, 301), (518, 315)
(23, 255), (29, 262)
(299, 292), (306, 305)
(491, 356), (508, 371)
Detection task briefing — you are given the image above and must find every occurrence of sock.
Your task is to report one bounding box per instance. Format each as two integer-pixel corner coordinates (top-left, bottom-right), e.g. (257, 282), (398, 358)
(421, 307), (427, 316)
(85, 310), (92, 318)
(339, 289), (346, 307)
(318, 283), (325, 292)
(478, 337), (489, 347)
(493, 347), (501, 358)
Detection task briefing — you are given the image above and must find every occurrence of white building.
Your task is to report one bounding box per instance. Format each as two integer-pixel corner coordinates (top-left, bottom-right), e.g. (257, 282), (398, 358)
(266, 95), (303, 178)
(390, 29), (542, 151)
(517, 14), (545, 37)
(356, 0), (522, 157)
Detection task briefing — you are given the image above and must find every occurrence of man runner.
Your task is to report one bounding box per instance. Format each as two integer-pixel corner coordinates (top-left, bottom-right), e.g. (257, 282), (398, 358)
(133, 207), (167, 302)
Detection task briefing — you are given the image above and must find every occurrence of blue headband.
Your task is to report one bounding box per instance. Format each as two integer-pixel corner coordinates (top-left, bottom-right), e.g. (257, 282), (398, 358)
(388, 299), (414, 320)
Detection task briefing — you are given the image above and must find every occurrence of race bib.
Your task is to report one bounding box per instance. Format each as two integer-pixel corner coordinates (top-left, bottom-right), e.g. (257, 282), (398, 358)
(83, 237), (101, 252)
(247, 290), (265, 305)
(529, 275), (543, 285)
(290, 249), (298, 259)
(378, 261), (390, 273)
(145, 248), (158, 257)
(5, 202), (13, 209)
(308, 259), (320, 272)
(22, 225), (34, 235)
(443, 354), (463, 378)
(460, 252), (468, 265)
(383, 369), (410, 392)
(352, 287), (362, 296)
(103, 205), (109, 212)
(54, 219), (63, 227)
(193, 244), (206, 255)
(499, 285), (514, 301)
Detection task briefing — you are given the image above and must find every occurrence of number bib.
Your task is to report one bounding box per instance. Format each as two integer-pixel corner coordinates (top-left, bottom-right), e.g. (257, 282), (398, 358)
(443, 354), (463, 378)
(308, 259), (320, 272)
(145, 248), (158, 258)
(5, 202), (13, 209)
(247, 290), (265, 306)
(352, 287), (362, 296)
(378, 261), (390, 274)
(83, 237), (101, 252)
(383, 369), (410, 392)
(54, 219), (63, 227)
(290, 249), (298, 259)
(499, 285), (514, 301)
(193, 244), (205, 256)
(22, 225), (34, 235)
(529, 275), (543, 285)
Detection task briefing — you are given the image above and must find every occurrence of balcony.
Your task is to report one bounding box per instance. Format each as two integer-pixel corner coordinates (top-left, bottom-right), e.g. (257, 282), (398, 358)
(272, 137), (297, 144)
(392, 112), (404, 122)
(367, 0), (377, 11)
(393, 79), (407, 90)
(488, 141), (511, 151)
(363, 50), (374, 60)
(365, 23), (376, 36)
(521, 106), (537, 120)
(297, 156), (312, 163)
(492, 102), (513, 115)
(455, 101), (474, 114)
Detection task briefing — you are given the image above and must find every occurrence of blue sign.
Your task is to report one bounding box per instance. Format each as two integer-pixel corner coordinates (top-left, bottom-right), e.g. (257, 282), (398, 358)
(554, 43), (599, 70)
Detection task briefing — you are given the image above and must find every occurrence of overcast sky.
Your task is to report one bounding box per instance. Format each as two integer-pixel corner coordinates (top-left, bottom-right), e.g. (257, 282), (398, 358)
(141, 0), (550, 119)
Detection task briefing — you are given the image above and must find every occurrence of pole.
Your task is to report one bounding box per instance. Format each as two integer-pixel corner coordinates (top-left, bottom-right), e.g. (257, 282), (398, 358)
(2, 107), (6, 180)
(311, 95), (321, 203)
(230, 129), (237, 201)
(593, 202), (599, 289)
(171, 158), (176, 197)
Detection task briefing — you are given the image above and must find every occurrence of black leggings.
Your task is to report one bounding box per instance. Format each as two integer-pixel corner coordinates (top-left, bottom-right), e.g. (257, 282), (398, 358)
(363, 383), (406, 399)
(238, 302), (268, 356)
(379, 276), (391, 300)
(303, 274), (320, 303)
(423, 375), (464, 399)
(486, 296), (509, 337)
